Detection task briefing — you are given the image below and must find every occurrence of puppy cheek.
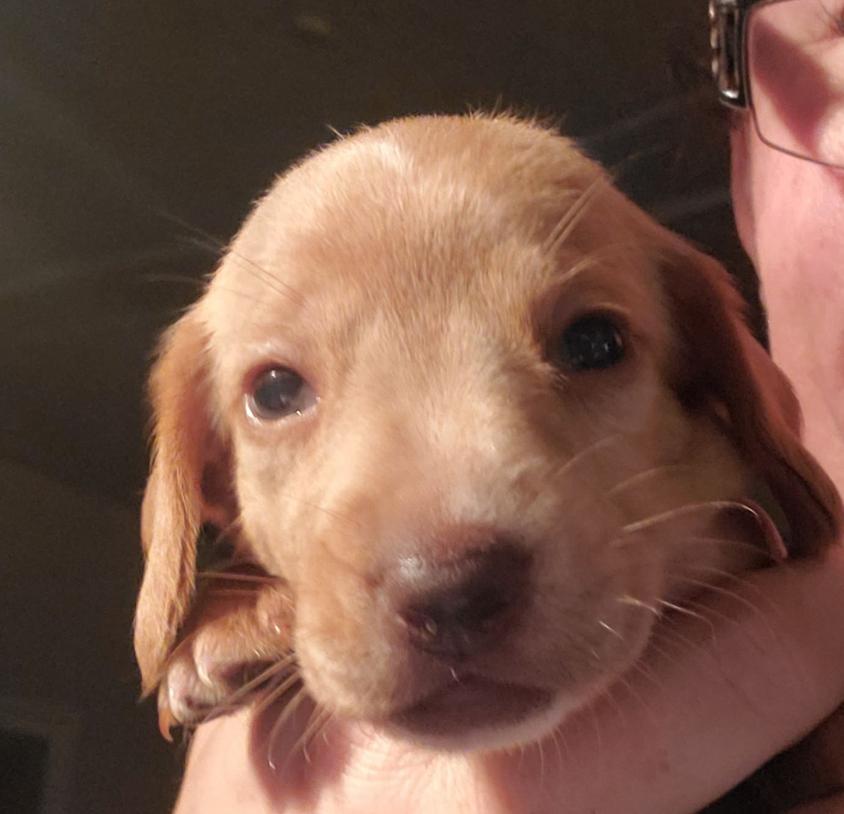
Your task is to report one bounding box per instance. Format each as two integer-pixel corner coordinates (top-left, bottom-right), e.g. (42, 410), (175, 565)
(295, 621), (418, 720)
(234, 462), (311, 575)
(526, 494), (667, 684)
(291, 562), (387, 715)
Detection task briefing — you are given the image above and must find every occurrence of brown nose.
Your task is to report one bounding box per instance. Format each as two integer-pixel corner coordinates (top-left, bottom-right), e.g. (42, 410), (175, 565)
(392, 535), (531, 663)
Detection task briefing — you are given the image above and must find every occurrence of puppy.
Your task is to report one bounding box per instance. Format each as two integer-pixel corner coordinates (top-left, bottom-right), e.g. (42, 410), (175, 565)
(134, 114), (841, 758)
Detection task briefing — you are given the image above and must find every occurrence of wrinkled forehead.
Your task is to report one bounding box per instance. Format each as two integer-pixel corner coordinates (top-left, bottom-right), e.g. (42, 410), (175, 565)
(203, 118), (663, 351)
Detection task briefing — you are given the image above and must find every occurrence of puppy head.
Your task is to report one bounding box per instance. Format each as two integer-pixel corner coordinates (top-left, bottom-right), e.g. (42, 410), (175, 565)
(135, 115), (841, 750)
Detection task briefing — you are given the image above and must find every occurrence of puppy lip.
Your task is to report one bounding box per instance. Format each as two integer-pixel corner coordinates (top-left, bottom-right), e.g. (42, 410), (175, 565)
(389, 674), (552, 737)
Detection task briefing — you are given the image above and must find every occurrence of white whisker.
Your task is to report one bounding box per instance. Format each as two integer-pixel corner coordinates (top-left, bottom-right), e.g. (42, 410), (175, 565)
(202, 656), (299, 724)
(544, 174), (611, 255)
(617, 500), (749, 538)
(549, 727), (566, 770)
(253, 669), (303, 719)
(555, 434), (624, 482)
(670, 575), (777, 643)
(295, 706), (332, 764)
(267, 688), (309, 771)
(607, 463), (691, 499)
(597, 619), (624, 640)
(682, 534), (778, 564)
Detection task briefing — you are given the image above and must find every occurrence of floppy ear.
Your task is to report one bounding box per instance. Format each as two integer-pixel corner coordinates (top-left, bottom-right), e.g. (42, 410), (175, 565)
(134, 309), (234, 695)
(658, 234), (842, 557)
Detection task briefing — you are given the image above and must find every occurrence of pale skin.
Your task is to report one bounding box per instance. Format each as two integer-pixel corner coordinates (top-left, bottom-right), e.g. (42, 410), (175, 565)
(170, 116), (844, 814)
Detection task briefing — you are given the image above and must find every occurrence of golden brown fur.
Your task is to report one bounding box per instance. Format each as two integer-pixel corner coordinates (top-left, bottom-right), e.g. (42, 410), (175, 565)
(134, 114), (841, 752)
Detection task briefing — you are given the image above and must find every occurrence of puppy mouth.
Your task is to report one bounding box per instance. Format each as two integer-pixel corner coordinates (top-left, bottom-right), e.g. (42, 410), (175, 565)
(388, 674), (554, 741)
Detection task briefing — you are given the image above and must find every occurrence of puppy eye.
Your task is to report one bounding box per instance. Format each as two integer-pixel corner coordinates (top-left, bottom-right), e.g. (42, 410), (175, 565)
(247, 367), (316, 420)
(558, 313), (625, 372)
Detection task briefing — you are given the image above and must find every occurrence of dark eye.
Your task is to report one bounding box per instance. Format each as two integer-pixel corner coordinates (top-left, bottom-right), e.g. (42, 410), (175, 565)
(559, 314), (625, 372)
(247, 367), (316, 420)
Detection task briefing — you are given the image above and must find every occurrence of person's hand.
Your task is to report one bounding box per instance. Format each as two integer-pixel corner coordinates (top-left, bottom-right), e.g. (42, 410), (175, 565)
(172, 546), (844, 814)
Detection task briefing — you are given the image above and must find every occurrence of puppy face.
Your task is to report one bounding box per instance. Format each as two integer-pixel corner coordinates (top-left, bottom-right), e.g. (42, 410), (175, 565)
(136, 115), (841, 752)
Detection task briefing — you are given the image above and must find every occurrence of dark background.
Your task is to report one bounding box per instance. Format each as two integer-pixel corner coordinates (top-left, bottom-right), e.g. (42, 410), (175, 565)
(0, 2), (747, 812)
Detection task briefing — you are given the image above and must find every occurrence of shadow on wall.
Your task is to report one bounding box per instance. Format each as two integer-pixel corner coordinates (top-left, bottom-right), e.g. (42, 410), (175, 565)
(0, 460), (179, 813)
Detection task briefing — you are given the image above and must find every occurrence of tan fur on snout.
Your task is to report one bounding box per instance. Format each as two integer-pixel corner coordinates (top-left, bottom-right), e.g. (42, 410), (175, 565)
(134, 114), (842, 750)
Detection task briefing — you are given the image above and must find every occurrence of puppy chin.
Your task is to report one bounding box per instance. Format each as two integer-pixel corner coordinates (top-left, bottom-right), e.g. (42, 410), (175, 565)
(374, 683), (579, 754)
(378, 620), (658, 753)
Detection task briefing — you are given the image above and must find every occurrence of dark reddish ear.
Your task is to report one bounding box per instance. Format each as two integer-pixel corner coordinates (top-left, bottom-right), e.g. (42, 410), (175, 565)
(134, 310), (234, 695)
(657, 233), (842, 557)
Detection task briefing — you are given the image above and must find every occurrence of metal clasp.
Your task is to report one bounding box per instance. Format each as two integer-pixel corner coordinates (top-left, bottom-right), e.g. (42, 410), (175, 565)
(709, 0), (749, 108)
